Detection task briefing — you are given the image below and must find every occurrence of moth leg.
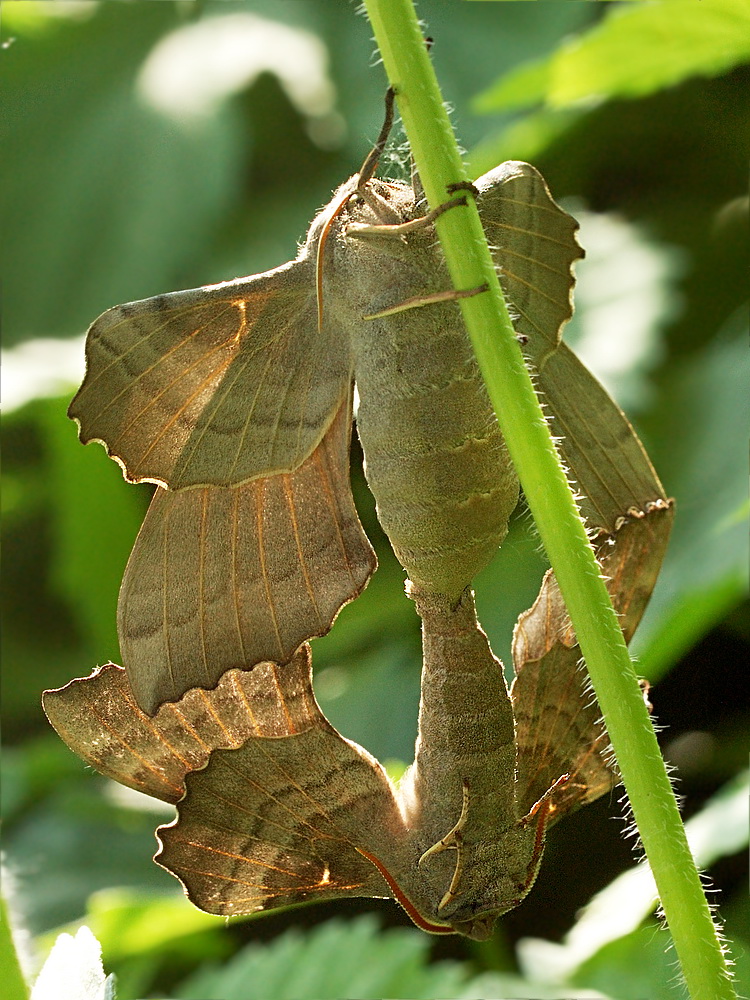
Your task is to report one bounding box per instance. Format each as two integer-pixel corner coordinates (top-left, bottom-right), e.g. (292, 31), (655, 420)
(508, 775), (569, 908)
(418, 780), (470, 912)
(346, 193), (470, 239)
(447, 181), (480, 198)
(363, 283), (489, 321)
(520, 772), (570, 826)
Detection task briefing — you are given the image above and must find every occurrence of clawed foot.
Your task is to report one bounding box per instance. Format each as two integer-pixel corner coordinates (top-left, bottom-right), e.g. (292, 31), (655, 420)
(446, 181), (479, 199)
(419, 781), (470, 912)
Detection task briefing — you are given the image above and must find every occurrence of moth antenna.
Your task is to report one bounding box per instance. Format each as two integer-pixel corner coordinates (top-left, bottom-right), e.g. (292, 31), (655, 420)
(357, 86), (396, 189)
(315, 186), (354, 333)
(317, 87), (397, 332)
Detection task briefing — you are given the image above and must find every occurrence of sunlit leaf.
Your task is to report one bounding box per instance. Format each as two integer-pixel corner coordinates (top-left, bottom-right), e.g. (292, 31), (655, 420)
(632, 307), (750, 678)
(31, 926), (114, 1000)
(473, 0), (750, 112)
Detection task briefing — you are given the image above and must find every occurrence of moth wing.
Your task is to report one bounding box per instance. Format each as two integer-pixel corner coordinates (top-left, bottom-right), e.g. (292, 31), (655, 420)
(42, 647), (324, 805)
(155, 718), (407, 917)
(512, 640), (617, 823)
(538, 341), (670, 534)
(511, 505), (673, 822)
(476, 161), (583, 364)
(478, 163), (670, 532)
(70, 258), (353, 488)
(117, 393), (376, 714)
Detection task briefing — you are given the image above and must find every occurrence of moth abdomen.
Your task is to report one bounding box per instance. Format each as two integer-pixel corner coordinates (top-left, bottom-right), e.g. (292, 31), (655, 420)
(354, 308), (519, 596)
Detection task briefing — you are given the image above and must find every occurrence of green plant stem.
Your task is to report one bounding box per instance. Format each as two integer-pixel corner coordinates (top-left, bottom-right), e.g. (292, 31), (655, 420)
(363, 2), (736, 998)
(1, 893), (30, 1000)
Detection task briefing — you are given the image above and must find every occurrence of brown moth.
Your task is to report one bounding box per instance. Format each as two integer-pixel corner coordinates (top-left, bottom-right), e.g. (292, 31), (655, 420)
(43, 647), (324, 806)
(43, 501), (669, 940)
(52, 93), (674, 935)
(69, 91), (586, 714)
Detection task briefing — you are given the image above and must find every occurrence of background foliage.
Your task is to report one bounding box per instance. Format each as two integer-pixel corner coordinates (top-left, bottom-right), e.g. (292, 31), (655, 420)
(2, 2), (748, 998)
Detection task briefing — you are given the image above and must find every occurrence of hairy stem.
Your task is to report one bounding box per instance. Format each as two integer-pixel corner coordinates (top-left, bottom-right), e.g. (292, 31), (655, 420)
(362, 1), (737, 997)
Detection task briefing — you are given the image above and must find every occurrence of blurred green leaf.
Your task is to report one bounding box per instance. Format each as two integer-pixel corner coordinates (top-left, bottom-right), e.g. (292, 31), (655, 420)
(572, 923), (683, 1000)
(1, 892), (30, 1000)
(570, 921), (748, 1000)
(474, 513), (549, 677)
(316, 640), (420, 765)
(458, 974), (611, 1000)
(39, 397), (149, 659)
(173, 915), (465, 1000)
(34, 889), (233, 1000)
(2, 2), (747, 995)
(1, 2), (239, 346)
(2, 736), (88, 823)
(560, 210), (684, 412)
(473, 52), (551, 113)
(633, 307), (750, 678)
(474, 0), (750, 112)
(1, 397), (148, 737)
(73, 889), (226, 966)
(5, 774), (176, 934)
(467, 106), (584, 175)
(171, 914), (619, 1000)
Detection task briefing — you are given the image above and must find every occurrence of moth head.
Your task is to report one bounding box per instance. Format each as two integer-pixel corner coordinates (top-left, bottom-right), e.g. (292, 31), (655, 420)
(446, 868), (538, 941)
(302, 173), (361, 253)
(449, 912), (499, 942)
(358, 178), (417, 229)
(423, 819), (547, 941)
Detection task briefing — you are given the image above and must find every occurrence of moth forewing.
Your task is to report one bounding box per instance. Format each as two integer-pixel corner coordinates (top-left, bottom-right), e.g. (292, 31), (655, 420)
(70, 247), (353, 491)
(474, 160), (584, 365)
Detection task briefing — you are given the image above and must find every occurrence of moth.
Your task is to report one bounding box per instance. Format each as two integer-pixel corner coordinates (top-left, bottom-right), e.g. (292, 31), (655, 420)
(51, 92), (673, 935)
(44, 501), (670, 940)
(67, 91), (613, 715)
